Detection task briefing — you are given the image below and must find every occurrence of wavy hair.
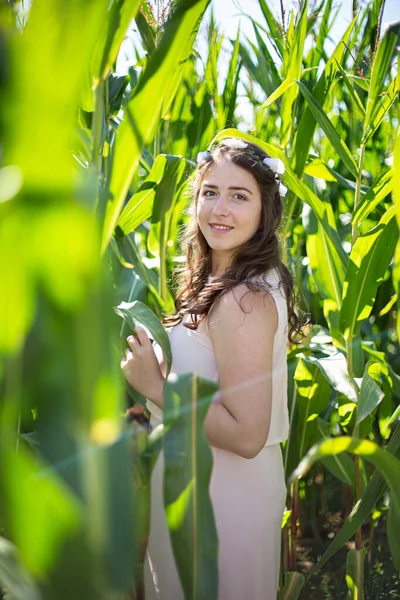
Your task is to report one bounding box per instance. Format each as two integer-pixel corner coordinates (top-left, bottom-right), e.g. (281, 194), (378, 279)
(161, 140), (307, 344)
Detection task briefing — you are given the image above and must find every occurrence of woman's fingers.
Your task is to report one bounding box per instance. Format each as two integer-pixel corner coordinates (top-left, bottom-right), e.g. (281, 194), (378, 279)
(121, 347), (133, 369)
(127, 326), (150, 354)
(121, 331), (139, 370)
(121, 326), (150, 371)
(127, 334), (140, 353)
(132, 326), (150, 347)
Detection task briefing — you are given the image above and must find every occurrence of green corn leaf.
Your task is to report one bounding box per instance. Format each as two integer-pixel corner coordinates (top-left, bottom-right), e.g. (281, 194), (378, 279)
(385, 405), (400, 431)
(101, 0), (211, 254)
(279, 571), (305, 600)
(262, 75), (359, 178)
(146, 156), (188, 304)
(303, 159), (338, 180)
(113, 230), (170, 314)
(117, 154), (172, 234)
(363, 21), (400, 139)
(395, 243), (400, 354)
(283, 11), (295, 68)
(114, 299), (172, 376)
(280, 2), (307, 145)
(313, 0), (334, 68)
(393, 136), (400, 232)
(163, 372), (219, 600)
(95, 0), (142, 81)
(335, 60), (366, 117)
(253, 23), (281, 89)
(378, 293), (398, 318)
(294, 358), (331, 458)
(302, 201), (345, 308)
(394, 140), (400, 338)
(348, 3), (371, 62)
(360, 343), (388, 375)
(317, 419), (356, 488)
(352, 169), (393, 226)
(257, 0), (284, 58)
(167, 179), (194, 256)
(1, 446), (81, 577)
(73, 128), (92, 165)
(181, 82), (215, 157)
(289, 434), (400, 573)
(240, 38), (277, 97)
(362, 75), (399, 145)
(300, 352), (359, 401)
(239, 41), (263, 91)
(322, 299), (345, 350)
(304, 159), (368, 193)
(340, 205), (399, 340)
(0, 211), (35, 354)
(308, 421), (400, 576)
(143, 422), (165, 475)
(222, 29), (242, 127)
(356, 361), (384, 427)
(225, 59), (242, 127)
(102, 433), (142, 591)
(204, 18), (223, 99)
(16, 0), (110, 178)
(117, 154), (189, 245)
(295, 79), (358, 178)
(260, 78), (296, 110)
(346, 74), (370, 92)
(293, 15), (357, 176)
(147, 156), (188, 257)
(130, 423), (163, 591)
(135, 2), (156, 54)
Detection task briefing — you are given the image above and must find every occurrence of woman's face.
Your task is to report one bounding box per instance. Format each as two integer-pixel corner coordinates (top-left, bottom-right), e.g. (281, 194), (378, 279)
(196, 159), (262, 273)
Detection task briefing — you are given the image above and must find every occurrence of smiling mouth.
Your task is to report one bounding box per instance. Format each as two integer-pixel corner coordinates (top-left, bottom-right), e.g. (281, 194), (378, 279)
(209, 224), (234, 232)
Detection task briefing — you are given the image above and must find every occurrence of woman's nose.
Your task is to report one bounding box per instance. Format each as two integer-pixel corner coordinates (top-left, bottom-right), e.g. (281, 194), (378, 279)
(212, 195), (230, 216)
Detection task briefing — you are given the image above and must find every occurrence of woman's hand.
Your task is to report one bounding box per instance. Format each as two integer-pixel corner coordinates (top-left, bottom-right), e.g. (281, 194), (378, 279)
(120, 325), (165, 403)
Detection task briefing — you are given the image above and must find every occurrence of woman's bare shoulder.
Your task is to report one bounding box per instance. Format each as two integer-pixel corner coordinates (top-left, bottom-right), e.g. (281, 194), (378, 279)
(208, 282), (278, 336)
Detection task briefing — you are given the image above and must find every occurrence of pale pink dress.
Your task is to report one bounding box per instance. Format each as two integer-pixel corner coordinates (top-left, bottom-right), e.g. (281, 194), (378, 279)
(144, 268), (289, 600)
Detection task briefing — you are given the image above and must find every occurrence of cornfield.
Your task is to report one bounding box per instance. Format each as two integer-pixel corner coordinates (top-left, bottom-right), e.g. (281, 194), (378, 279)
(0, 0), (399, 598)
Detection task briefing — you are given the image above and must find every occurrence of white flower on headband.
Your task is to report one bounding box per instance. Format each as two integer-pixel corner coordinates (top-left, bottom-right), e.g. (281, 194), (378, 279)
(262, 157), (285, 175)
(221, 138), (247, 149)
(279, 183), (288, 197)
(197, 151), (211, 164)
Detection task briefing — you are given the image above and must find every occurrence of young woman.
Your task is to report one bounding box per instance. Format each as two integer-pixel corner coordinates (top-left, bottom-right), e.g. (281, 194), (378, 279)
(121, 138), (303, 600)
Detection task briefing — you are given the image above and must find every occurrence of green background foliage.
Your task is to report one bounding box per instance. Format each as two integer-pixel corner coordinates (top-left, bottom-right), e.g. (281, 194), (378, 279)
(0, 0), (399, 598)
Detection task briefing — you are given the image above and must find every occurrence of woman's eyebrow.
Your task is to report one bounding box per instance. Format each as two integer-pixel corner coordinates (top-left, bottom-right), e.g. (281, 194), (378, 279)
(202, 183), (253, 195)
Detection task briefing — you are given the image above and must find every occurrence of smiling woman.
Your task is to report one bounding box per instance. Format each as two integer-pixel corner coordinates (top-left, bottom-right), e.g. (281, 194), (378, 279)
(123, 137), (306, 600)
(197, 160), (262, 276)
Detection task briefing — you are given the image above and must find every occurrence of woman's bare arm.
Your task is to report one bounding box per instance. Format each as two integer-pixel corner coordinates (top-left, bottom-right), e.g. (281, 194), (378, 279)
(149, 284), (277, 458)
(202, 284), (277, 458)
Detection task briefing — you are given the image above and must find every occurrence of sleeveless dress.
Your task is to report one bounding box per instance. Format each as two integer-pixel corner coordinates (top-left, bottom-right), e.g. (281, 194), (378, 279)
(144, 268), (289, 600)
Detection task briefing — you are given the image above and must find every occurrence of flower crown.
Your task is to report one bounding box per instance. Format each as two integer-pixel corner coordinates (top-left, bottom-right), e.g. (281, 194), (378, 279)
(196, 138), (288, 198)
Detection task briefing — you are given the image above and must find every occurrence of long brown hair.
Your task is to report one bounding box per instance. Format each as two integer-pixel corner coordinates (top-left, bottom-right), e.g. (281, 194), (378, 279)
(162, 139), (306, 344)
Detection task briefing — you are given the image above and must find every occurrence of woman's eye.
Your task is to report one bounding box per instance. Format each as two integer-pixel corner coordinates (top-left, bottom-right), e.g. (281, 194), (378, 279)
(202, 190), (246, 201)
